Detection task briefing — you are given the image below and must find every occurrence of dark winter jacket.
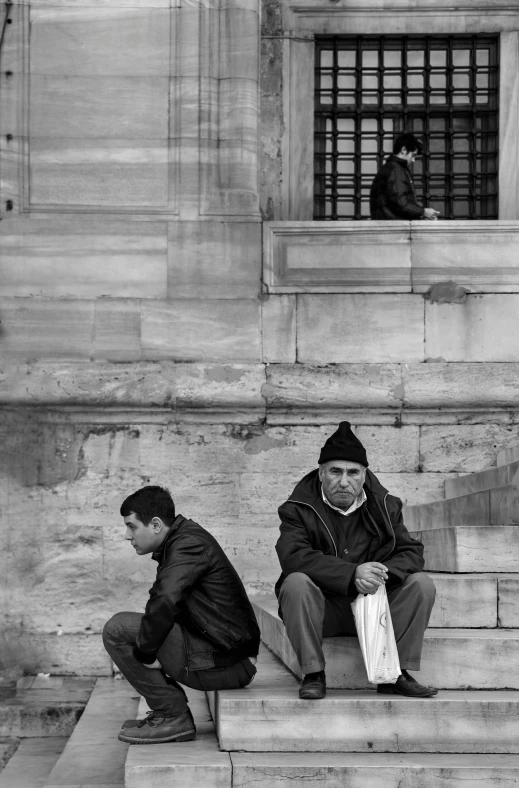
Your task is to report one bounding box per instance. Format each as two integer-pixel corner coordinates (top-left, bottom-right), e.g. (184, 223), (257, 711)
(275, 469), (424, 599)
(134, 515), (260, 670)
(370, 155), (424, 220)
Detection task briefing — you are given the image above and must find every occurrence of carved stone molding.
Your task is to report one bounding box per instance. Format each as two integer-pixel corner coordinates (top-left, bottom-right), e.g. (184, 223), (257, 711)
(263, 220), (519, 293)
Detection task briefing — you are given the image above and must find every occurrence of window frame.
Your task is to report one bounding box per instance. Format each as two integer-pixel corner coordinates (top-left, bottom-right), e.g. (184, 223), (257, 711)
(281, 8), (519, 221)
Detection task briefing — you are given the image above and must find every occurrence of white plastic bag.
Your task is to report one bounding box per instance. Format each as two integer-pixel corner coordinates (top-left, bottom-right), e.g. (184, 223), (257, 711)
(351, 584), (400, 685)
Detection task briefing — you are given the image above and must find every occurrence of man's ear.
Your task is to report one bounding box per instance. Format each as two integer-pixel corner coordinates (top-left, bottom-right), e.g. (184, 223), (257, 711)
(150, 517), (163, 532)
(318, 465), (323, 481)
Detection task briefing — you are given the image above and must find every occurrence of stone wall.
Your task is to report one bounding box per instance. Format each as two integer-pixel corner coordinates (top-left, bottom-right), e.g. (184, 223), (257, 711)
(2, 0), (519, 674)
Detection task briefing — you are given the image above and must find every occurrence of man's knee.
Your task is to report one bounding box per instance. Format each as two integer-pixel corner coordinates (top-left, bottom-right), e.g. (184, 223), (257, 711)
(102, 612), (128, 645)
(405, 572), (436, 601)
(279, 572), (320, 602)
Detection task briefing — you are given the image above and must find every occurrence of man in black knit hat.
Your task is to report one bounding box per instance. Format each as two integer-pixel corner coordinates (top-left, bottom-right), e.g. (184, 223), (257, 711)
(275, 422), (436, 700)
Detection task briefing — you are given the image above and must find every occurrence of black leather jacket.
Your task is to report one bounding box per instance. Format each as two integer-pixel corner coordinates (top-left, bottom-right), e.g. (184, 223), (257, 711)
(275, 468), (424, 598)
(134, 514), (260, 670)
(370, 155), (424, 220)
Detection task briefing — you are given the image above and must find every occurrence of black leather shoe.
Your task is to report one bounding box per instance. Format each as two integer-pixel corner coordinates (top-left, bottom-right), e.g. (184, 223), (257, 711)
(118, 709), (196, 744)
(377, 670), (438, 698)
(299, 670), (326, 700)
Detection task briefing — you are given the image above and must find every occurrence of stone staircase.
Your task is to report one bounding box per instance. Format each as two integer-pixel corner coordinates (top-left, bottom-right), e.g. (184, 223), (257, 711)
(8, 445), (519, 787)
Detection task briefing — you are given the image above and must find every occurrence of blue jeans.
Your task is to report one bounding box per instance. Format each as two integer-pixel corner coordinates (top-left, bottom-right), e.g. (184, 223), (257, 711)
(102, 612), (256, 717)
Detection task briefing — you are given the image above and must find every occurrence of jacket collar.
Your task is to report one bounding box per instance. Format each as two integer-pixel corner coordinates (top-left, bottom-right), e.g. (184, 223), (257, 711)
(388, 154), (409, 170)
(151, 514), (187, 563)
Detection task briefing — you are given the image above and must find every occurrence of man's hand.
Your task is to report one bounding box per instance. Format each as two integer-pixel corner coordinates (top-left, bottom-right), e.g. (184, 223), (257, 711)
(355, 562), (388, 595)
(422, 207), (440, 220)
(143, 658), (163, 670)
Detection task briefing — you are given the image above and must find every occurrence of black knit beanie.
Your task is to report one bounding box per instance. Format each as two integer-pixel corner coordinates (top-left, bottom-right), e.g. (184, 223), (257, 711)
(318, 421), (369, 467)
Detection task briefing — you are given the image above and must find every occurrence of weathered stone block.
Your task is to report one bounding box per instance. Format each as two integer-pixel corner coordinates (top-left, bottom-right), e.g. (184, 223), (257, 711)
(417, 526), (519, 573)
(498, 576), (519, 627)
(425, 295), (519, 362)
(264, 364), (404, 412)
(404, 491), (491, 532)
(263, 222), (412, 293)
(30, 77), (168, 139)
(445, 461), (519, 498)
(93, 301), (141, 362)
(30, 139), (169, 208)
(421, 425), (519, 474)
(167, 222), (261, 300)
(0, 219), (168, 299)
(428, 574), (497, 628)
(261, 295), (296, 363)
(411, 222), (519, 293)
(0, 362), (176, 407)
(377, 473), (451, 506)
(140, 300), (261, 363)
(30, 6), (171, 77)
(0, 300), (94, 361)
(404, 363), (519, 410)
(297, 295), (424, 363)
(231, 752), (519, 788)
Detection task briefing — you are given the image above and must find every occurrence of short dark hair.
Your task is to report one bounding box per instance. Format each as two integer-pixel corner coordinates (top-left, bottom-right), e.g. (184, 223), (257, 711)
(393, 134), (423, 156)
(120, 486), (176, 527)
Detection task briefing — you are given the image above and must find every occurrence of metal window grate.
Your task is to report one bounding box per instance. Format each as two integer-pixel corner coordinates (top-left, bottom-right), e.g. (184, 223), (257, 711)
(314, 35), (499, 220)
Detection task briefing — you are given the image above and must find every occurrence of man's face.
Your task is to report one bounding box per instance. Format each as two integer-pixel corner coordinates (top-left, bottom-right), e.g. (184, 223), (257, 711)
(124, 513), (166, 555)
(319, 460), (366, 510)
(399, 147), (419, 165)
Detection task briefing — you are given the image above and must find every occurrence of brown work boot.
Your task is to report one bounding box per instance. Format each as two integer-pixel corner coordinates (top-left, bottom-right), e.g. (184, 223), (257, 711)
(299, 670), (326, 700)
(118, 708), (196, 744)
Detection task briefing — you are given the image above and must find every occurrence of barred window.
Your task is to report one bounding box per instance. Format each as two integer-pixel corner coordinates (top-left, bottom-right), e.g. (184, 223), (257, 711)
(314, 35), (499, 220)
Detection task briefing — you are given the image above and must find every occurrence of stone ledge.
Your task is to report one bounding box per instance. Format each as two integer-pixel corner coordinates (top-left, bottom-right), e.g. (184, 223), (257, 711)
(264, 221), (519, 294)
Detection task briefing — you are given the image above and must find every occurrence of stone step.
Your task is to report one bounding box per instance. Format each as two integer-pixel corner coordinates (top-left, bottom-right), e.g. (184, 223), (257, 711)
(230, 752), (519, 788)
(404, 484), (519, 531)
(444, 461), (519, 499)
(0, 677), (95, 738)
(215, 647), (519, 753)
(415, 526), (519, 572)
(0, 738), (66, 788)
(43, 678), (139, 788)
(125, 688), (231, 788)
(498, 445), (519, 466)
(252, 596), (519, 689)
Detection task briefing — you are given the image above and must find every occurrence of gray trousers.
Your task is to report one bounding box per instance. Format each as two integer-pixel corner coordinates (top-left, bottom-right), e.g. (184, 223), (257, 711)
(103, 612), (256, 717)
(278, 572), (435, 675)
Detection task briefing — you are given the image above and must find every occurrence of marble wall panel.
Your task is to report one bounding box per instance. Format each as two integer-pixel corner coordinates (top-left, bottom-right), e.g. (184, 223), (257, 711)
(1, 218), (168, 298)
(421, 425), (519, 474)
(219, 8), (260, 81)
(297, 295), (424, 363)
(411, 222), (519, 292)
(167, 221), (261, 299)
(499, 33), (519, 220)
(140, 299), (261, 363)
(30, 77), (168, 139)
(261, 295), (297, 363)
(30, 7), (171, 77)
(29, 139), (169, 207)
(0, 299), (95, 361)
(93, 301), (142, 362)
(425, 295), (519, 362)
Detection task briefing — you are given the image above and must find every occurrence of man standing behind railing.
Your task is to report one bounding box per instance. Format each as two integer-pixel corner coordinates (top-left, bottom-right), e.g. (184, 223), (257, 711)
(370, 133), (440, 221)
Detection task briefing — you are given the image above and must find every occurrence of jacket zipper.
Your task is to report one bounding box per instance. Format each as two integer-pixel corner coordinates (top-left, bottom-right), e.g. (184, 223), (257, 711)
(379, 492), (396, 562)
(290, 499), (338, 558)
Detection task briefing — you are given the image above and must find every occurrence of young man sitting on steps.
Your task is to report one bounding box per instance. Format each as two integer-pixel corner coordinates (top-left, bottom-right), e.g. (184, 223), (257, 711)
(275, 422), (438, 701)
(103, 485), (260, 744)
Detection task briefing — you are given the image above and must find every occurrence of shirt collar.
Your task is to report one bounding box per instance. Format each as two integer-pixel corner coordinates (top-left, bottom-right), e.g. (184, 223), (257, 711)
(322, 487), (367, 517)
